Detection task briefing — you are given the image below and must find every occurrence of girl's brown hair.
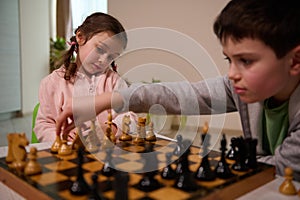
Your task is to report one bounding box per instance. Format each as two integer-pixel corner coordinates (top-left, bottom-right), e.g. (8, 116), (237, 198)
(62, 12), (127, 80)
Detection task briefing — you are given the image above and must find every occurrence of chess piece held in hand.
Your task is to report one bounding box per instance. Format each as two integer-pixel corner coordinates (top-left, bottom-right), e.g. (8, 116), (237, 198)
(279, 167), (297, 195)
(51, 135), (62, 154)
(58, 140), (73, 156)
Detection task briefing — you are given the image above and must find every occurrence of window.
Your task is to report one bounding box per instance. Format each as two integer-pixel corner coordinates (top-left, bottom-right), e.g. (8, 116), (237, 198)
(71, 0), (107, 32)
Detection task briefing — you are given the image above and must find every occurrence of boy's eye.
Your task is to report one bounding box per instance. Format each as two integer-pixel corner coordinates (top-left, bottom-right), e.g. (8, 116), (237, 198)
(240, 58), (252, 65)
(224, 56), (231, 64)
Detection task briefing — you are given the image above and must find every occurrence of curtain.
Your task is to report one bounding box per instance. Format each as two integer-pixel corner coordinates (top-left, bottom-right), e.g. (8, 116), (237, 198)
(56, 0), (73, 40)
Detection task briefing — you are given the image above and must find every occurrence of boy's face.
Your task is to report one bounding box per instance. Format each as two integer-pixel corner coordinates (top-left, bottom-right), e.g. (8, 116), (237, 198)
(222, 37), (294, 104)
(77, 31), (124, 77)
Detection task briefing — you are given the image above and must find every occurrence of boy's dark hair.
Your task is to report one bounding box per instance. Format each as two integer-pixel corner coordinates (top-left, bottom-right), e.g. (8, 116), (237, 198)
(62, 12), (127, 80)
(213, 0), (300, 58)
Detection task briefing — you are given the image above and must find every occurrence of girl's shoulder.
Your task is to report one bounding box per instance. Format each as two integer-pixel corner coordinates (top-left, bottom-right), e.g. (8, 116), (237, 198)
(41, 67), (67, 84)
(101, 69), (122, 82)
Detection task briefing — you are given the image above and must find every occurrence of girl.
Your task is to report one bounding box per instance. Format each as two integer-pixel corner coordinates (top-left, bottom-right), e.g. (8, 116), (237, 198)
(35, 12), (135, 142)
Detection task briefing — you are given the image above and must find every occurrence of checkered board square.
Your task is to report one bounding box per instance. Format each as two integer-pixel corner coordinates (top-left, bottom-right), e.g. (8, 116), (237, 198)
(0, 138), (273, 200)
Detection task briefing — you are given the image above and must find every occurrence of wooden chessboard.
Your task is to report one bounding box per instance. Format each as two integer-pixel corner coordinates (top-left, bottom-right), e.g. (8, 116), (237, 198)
(0, 137), (275, 200)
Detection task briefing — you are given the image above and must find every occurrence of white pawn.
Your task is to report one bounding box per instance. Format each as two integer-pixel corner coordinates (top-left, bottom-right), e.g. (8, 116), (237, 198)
(279, 167), (297, 195)
(24, 147), (42, 176)
(146, 121), (156, 141)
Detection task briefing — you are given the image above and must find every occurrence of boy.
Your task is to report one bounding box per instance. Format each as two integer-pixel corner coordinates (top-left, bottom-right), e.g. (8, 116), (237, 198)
(56, 0), (300, 180)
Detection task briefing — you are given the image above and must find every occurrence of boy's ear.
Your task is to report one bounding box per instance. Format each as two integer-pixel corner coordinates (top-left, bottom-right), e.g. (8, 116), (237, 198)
(290, 45), (300, 75)
(76, 31), (85, 45)
(294, 45), (300, 63)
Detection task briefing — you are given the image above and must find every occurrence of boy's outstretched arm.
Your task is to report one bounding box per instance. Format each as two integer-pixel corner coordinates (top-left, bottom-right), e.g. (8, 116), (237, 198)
(55, 92), (124, 136)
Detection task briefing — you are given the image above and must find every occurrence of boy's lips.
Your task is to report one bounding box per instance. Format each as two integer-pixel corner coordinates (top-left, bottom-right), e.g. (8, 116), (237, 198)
(234, 86), (246, 95)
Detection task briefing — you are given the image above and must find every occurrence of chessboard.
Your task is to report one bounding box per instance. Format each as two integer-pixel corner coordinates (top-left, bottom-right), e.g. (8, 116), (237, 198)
(0, 134), (275, 200)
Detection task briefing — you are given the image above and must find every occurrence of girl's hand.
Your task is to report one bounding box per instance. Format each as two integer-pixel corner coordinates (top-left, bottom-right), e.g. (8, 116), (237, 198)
(56, 99), (75, 137)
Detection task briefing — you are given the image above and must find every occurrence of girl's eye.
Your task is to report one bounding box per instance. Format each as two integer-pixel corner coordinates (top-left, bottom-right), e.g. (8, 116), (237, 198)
(97, 47), (105, 54)
(107, 55), (114, 62)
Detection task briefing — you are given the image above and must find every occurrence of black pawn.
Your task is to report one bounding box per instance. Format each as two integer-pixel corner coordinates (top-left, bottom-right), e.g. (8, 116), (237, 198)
(88, 173), (106, 200)
(101, 147), (116, 177)
(161, 152), (176, 179)
(214, 134), (234, 179)
(195, 133), (216, 181)
(70, 147), (90, 195)
(173, 134), (184, 156)
(174, 140), (198, 192)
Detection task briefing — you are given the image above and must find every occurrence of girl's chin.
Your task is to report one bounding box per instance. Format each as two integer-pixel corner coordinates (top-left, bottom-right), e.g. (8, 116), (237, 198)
(82, 67), (105, 76)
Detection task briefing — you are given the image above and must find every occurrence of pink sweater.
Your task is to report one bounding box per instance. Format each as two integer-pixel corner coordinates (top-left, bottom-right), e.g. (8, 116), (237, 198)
(35, 67), (135, 142)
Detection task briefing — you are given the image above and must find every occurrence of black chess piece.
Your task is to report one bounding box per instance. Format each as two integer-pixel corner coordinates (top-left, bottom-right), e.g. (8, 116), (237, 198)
(101, 147), (116, 177)
(173, 134), (184, 156)
(161, 152), (176, 179)
(195, 133), (216, 181)
(231, 137), (248, 172)
(70, 147), (90, 195)
(88, 173), (106, 200)
(174, 140), (198, 192)
(137, 143), (161, 192)
(175, 139), (192, 175)
(226, 137), (238, 160)
(214, 134), (234, 179)
(114, 171), (129, 200)
(101, 147), (116, 191)
(245, 138), (258, 169)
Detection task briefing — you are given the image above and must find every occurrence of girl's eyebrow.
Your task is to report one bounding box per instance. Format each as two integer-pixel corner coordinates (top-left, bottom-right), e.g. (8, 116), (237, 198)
(98, 41), (121, 56)
(98, 42), (109, 49)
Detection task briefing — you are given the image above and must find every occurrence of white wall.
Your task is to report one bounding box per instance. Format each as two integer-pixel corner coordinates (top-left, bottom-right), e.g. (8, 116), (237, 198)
(19, 0), (49, 114)
(108, 0), (242, 131)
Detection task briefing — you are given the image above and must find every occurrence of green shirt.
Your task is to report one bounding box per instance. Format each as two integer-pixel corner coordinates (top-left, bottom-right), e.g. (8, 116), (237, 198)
(262, 99), (289, 155)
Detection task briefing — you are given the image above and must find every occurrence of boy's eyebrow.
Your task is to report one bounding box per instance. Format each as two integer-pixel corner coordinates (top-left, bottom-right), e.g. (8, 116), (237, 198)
(223, 51), (257, 58)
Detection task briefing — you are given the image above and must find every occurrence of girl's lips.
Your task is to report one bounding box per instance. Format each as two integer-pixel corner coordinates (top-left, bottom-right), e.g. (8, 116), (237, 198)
(92, 64), (101, 70)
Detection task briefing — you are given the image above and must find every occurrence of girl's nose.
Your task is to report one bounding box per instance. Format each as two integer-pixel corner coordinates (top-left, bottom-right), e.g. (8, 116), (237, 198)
(98, 54), (108, 63)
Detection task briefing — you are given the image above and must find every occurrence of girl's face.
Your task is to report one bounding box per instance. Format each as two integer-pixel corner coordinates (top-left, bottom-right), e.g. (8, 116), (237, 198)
(222, 37), (297, 104)
(76, 31), (124, 77)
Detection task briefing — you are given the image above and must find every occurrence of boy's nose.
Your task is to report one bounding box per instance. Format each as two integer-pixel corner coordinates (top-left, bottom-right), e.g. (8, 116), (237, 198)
(228, 64), (241, 81)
